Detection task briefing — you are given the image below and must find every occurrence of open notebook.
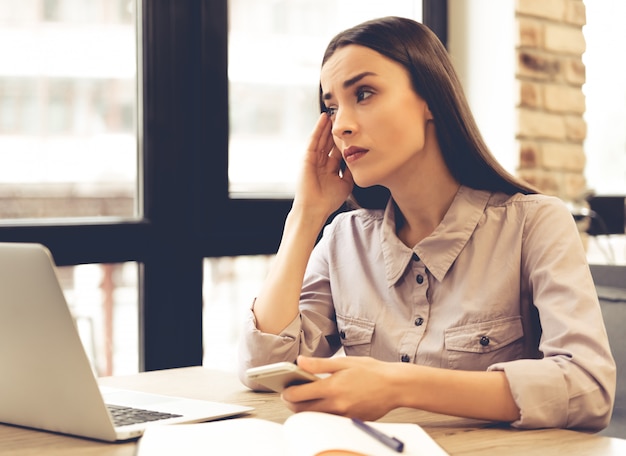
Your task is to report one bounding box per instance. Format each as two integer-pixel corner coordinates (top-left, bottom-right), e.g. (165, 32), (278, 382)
(136, 411), (449, 455)
(0, 242), (252, 442)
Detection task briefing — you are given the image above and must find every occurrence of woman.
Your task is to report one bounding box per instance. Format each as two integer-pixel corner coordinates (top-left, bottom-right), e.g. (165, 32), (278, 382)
(238, 16), (615, 430)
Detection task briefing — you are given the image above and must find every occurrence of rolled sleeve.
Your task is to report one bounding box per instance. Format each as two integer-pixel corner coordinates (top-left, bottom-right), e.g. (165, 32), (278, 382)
(488, 197), (616, 430)
(237, 307), (302, 390)
(489, 354), (615, 430)
(489, 359), (569, 428)
(238, 302), (337, 390)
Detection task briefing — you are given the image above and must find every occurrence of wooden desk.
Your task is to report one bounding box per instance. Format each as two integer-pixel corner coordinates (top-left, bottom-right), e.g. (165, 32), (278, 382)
(0, 366), (624, 455)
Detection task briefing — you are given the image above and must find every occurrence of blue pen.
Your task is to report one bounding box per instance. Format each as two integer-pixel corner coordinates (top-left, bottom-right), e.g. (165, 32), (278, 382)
(351, 418), (405, 453)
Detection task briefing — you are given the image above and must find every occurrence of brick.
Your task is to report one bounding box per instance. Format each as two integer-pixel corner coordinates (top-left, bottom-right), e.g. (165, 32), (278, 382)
(563, 172), (588, 200)
(550, 170), (568, 199)
(544, 23), (586, 55)
(516, 169), (538, 188)
(518, 80), (542, 108)
(516, 0), (565, 21)
(517, 17), (543, 48)
(517, 51), (560, 80)
(564, 58), (586, 85)
(519, 141), (540, 168)
(542, 142), (586, 172)
(565, 115), (587, 141)
(517, 108), (567, 140)
(517, 169), (560, 195)
(543, 83), (585, 114)
(565, 0), (586, 26)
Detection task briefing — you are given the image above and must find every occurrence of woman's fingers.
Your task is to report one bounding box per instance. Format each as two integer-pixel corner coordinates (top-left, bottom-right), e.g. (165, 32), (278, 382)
(294, 115), (352, 215)
(283, 356), (394, 420)
(307, 113), (333, 156)
(281, 372), (328, 404)
(297, 355), (346, 374)
(323, 126), (337, 156)
(341, 163), (354, 186)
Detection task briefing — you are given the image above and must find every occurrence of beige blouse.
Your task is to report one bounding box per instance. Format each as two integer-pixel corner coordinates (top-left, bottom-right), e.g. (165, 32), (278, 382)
(239, 186), (616, 430)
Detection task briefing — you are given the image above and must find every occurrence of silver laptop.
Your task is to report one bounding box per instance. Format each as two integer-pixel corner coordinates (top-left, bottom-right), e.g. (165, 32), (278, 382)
(0, 242), (252, 442)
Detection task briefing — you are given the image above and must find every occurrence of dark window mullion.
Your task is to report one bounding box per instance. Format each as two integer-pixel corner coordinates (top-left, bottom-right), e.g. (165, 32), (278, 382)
(139, 0), (207, 371)
(0, 221), (149, 266)
(423, 0), (448, 47)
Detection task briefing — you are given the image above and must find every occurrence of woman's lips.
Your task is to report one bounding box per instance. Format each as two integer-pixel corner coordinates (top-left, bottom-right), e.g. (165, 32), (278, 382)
(343, 146), (369, 163)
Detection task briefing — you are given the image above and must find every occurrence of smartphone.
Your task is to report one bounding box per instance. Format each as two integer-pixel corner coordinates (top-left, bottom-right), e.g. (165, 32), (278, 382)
(246, 362), (320, 392)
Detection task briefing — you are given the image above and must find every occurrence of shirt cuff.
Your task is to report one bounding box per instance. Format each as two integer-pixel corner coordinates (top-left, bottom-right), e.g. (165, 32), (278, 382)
(488, 358), (569, 428)
(237, 308), (301, 390)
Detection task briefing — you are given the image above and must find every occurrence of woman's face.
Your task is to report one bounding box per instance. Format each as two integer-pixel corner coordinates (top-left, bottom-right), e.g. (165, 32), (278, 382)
(320, 45), (434, 189)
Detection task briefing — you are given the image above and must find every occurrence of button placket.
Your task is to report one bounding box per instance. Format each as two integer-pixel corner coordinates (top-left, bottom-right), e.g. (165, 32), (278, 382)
(397, 258), (430, 365)
(412, 253), (425, 285)
(413, 259), (427, 331)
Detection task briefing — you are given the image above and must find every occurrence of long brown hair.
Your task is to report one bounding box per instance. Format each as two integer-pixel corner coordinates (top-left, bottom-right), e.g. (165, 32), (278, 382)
(320, 16), (537, 209)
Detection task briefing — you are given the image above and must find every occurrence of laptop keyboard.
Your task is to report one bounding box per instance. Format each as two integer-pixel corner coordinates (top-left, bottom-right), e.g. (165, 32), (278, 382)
(106, 404), (183, 427)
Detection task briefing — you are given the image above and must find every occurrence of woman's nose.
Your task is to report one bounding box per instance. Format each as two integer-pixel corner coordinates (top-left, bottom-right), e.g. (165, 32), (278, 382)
(331, 107), (356, 137)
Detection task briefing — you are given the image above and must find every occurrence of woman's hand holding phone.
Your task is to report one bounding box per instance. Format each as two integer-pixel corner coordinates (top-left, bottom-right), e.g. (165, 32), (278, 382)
(245, 362), (321, 393)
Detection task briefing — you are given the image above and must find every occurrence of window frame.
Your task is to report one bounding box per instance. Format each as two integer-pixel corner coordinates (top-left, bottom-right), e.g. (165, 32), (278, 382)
(0, 0), (447, 372)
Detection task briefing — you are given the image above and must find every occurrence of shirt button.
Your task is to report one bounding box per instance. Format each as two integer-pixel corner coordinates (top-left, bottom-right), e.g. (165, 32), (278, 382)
(479, 336), (490, 346)
(414, 317), (424, 326)
(412, 253), (420, 262)
(416, 274), (424, 284)
(401, 354), (410, 362)
(340, 330), (346, 339)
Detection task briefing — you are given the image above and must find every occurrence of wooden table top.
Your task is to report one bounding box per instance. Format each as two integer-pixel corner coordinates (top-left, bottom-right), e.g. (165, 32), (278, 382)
(0, 366), (624, 455)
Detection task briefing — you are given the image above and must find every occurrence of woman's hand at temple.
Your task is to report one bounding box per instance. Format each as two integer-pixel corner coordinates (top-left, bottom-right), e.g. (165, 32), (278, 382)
(293, 113), (354, 221)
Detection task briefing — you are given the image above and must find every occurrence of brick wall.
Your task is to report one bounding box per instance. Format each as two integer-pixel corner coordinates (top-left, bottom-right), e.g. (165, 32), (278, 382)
(515, 0), (588, 200)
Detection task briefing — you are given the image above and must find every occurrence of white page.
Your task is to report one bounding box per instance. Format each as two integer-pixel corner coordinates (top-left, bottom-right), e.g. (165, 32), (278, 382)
(136, 419), (286, 456)
(283, 412), (448, 456)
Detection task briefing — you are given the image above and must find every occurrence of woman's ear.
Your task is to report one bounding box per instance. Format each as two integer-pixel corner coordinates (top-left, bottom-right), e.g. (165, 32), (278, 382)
(425, 103), (434, 121)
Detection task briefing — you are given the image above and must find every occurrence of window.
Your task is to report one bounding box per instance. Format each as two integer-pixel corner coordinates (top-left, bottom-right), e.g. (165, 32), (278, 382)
(583, 0), (626, 265)
(0, 0), (137, 220)
(583, 0), (626, 194)
(0, 0), (140, 376)
(59, 262), (138, 376)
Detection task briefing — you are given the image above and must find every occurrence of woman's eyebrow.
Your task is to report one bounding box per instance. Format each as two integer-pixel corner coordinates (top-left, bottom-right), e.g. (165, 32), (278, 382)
(322, 71), (377, 100)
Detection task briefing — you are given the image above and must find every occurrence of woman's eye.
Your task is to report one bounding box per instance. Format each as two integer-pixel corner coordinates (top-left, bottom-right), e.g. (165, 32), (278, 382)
(325, 106), (338, 117)
(356, 88), (373, 102)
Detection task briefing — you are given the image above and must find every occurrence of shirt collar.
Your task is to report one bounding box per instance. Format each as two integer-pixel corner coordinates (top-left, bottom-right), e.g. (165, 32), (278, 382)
(380, 185), (492, 286)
